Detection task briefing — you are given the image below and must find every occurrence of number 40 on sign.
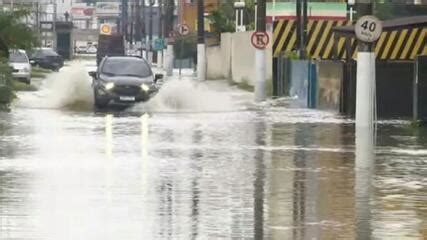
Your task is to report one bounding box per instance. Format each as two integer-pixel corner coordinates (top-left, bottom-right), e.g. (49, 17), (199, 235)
(355, 15), (383, 43)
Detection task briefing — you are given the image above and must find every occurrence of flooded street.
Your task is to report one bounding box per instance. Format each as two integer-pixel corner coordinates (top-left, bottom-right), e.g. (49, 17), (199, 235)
(0, 61), (426, 239)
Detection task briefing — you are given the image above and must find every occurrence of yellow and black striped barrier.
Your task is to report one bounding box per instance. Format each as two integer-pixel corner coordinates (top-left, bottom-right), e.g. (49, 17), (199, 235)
(273, 19), (427, 61)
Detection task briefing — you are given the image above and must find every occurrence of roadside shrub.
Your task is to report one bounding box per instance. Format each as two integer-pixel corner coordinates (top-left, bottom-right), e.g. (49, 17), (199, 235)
(0, 61), (13, 107)
(174, 34), (197, 60)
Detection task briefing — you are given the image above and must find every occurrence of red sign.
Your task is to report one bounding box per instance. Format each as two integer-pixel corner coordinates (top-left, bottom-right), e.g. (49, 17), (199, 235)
(251, 32), (270, 49)
(71, 7), (95, 20)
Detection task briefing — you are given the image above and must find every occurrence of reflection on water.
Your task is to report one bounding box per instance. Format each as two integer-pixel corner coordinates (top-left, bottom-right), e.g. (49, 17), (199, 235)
(1, 105), (427, 238)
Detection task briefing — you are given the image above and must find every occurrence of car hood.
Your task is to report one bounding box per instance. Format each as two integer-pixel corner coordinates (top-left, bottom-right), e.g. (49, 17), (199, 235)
(10, 62), (31, 70)
(100, 74), (154, 85)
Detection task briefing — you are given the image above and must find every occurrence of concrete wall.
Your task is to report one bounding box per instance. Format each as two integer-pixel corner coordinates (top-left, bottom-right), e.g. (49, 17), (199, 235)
(207, 31), (273, 86)
(206, 46), (224, 79)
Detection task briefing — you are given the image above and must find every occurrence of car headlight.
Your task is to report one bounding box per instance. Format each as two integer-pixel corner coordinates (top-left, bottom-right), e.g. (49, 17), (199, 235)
(140, 83), (150, 92)
(104, 82), (115, 90)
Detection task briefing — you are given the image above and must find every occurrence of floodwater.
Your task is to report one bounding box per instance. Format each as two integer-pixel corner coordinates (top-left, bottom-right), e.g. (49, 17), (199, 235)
(0, 61), (426, 239)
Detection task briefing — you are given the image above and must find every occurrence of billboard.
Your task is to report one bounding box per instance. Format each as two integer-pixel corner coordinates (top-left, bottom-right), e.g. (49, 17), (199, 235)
(267, 2), (347, 22)
(96, 2), (120, 17)
(71, 6), (95, 20)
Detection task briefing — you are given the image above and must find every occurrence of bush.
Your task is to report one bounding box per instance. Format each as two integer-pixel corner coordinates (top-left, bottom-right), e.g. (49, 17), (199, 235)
(0, 61), (13, 106)
(174, 34), (197, 60)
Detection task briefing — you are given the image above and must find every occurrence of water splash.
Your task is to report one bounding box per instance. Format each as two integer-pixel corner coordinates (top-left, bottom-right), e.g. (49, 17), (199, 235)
(15, 61), (94, 111)
(130, 78), (244, 113)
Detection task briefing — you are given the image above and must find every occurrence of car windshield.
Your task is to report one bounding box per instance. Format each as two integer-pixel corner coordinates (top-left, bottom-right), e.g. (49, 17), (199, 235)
(9, 51), (28, 63)
(101, 58), (152, 78)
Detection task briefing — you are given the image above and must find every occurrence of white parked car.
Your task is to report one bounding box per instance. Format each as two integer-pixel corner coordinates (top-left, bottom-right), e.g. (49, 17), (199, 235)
(76, 46), (87, 54)
(9, 49), (31, 84)
(87, 46), (97, 54)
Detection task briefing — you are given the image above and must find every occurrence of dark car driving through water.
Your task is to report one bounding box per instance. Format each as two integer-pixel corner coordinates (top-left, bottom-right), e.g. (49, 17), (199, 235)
(89, 56), (163, 108)
(29, 48), (64, 71)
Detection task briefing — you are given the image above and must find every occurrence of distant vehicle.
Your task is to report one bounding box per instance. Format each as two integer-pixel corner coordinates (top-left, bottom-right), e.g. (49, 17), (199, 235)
(87, 46), (97, 54)
(89, 56), (163, 108)
(96, 34), (125, 66)
(76, 46), (87, 54)
(30, 48), (64, 71)
(9, 49), (31, 84)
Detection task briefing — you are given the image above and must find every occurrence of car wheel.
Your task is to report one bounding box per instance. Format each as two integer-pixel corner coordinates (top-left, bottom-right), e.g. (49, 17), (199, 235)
(94, 89), (108, 109)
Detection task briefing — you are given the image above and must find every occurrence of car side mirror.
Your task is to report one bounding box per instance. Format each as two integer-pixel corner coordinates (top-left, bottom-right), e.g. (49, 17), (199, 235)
(29, 60), (35, 65)
(154, 73), (164, 82)
(88, 71), (97, 78)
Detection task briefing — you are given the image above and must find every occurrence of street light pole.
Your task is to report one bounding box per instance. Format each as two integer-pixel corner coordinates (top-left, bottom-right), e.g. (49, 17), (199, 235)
(254, 0), (266, 102)
(197, 0), (206, 81)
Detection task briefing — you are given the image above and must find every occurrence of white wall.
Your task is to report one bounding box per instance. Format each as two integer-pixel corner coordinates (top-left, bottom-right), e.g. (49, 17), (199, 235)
(206, 46), (224, 79)
(207, 31), (273, 86)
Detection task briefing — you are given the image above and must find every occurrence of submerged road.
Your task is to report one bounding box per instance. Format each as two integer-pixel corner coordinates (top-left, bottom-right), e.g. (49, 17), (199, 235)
(0, 60), (426, 239)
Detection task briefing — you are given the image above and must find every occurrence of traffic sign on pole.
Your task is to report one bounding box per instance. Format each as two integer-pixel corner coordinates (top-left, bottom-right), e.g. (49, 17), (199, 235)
(251, 31), (270, 49)
(177, 24), (190, 36)
(100, 24), (112, 35)
(153, 38), (165, 51)
(355, 15), (382, 43)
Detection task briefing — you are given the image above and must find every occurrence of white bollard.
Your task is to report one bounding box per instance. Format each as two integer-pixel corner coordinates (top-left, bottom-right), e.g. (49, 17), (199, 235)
(255, 48), (266, 102)
(158, 51), (163, 69)
(356, 52), (376, 130)
(166, 44), (174, 76)
(197, 43), (206, 81)
(163, 50), (167, 70)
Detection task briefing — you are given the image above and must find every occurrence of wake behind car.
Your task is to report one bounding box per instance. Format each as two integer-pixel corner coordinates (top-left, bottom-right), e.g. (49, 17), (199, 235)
(9, 49), (31, 84)
(30, 48), (64, 71)
(89, 56), (163, 108)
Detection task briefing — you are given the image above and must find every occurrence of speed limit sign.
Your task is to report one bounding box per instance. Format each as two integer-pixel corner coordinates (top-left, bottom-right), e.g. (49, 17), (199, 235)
(355, 15), (383, 43)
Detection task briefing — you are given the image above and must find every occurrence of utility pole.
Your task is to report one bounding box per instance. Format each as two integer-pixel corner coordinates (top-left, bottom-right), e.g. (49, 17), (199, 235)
(197, 0), (206, 81)
(148, 0), (154, 65)
(254, 0), (266, 102)
(142, 0), (147, 59)
(130, 2), (134, 46)
(296, 0), (307, 59)
(52, 0), (57, 50)
(158, 0), (164, 68)
(121, 0), (128, 41)
(302, 0), (308, 59)
(165, 0), (174, 76)
(135, 0), (142, 57)
(296, 0), (302, 55)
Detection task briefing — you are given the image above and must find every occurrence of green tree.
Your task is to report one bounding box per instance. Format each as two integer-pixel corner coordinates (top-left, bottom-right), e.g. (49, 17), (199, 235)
(208, 0), (257, 38)
(0, 9), (39, 110)
(0, 9), (38, 58)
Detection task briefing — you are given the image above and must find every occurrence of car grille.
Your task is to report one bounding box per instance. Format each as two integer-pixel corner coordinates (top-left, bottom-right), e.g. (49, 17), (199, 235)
(12, 69), (19, 73)
(113, 85), (141, 96)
